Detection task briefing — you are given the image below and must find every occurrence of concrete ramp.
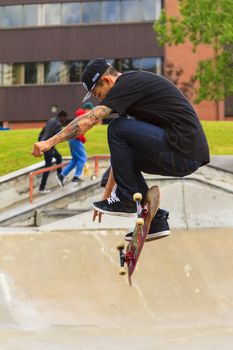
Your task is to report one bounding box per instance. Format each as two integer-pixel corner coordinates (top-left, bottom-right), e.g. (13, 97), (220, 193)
(0, 229), (233, 349)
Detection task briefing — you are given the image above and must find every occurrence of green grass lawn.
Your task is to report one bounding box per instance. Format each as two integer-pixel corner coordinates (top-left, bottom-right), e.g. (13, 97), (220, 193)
(0, 125), (109, 176)
(202, 121), (233, 155)
(0, 122), (232, 176)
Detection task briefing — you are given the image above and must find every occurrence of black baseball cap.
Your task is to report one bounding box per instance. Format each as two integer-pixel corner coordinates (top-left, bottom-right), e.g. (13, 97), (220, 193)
(81, 58), (110, 102)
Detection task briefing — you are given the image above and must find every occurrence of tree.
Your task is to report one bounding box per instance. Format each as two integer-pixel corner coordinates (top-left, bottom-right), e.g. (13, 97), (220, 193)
(154, 0), (233, 111)
(163, 61), (196, 100)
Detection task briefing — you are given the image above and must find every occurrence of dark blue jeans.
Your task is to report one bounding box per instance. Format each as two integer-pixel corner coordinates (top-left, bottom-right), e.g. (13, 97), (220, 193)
(39, 148), (62, 190)
(108, 118), (201, 201)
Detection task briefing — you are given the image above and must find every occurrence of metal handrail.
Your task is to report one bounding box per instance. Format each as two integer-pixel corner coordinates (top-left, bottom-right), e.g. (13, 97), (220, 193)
(29, 154), (110, 203)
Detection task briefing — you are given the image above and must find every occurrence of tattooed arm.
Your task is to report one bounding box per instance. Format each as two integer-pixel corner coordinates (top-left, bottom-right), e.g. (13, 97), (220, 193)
(32, 105), (112, 157)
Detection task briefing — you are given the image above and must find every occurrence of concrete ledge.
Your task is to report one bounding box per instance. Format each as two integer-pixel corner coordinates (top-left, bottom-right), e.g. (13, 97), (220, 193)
(0, 179), (101, 226)
(1, 158), (233, 229)
(0, 157), (109, 211)
(36, 173), (233, 232)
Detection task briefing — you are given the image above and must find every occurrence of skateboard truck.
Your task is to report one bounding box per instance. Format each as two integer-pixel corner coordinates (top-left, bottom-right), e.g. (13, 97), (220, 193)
(117, 243), (127, 275)
(116, 243), (137, 276)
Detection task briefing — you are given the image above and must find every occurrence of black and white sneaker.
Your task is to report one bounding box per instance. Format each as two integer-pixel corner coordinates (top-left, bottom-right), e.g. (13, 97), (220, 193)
(72, 176), (83, 184)
(125, 209), (170, 242)
(92, 194), (136, 217)
(56, 173), (64, 187)
(39, 188), (51, 194)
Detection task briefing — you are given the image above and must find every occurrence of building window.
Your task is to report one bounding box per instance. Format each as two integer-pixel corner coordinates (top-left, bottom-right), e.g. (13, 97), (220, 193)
(12, 64), (24, 85)
(43, 4), (61, 26)
(142, 0), (160, 21)
(60, 63), (68, 83)
(0, 7), (3, 27)
(2, 64), (13, 85)
(109, 57), (162, 74)
(44, 61), (66, 83)
(66, 61), (84, 82)
(225, 96), (233, 117)
(3, 6), (22, 27)
(0, 64), (2, 85)
(25, 63), (38, 84)
(121, 58), (137, 71)
(0, 57), (162, 86)
(102, 1), (121, 23)
(0, 0), (161, 28)
(62, 3), (81, 25)
(141, 57), (162, 74)
(83, 2), (101, 23)
(23, 5), (39, 27)
(121, 1), (141, 22)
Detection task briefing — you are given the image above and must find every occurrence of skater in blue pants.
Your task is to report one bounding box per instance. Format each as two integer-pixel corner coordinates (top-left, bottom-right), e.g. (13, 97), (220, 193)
(57, 102), (94, 185)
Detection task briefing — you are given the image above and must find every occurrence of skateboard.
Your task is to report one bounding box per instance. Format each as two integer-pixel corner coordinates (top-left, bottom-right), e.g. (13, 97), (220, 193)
(117, 185), (160, 285)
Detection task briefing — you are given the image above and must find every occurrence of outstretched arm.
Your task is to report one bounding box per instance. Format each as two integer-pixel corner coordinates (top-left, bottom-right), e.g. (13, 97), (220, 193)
(32, 105), (112, 157)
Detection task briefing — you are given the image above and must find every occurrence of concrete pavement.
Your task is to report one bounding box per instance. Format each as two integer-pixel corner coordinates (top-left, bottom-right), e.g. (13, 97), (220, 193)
(0, 228), (233, 349)
(0, 156), (233, 349)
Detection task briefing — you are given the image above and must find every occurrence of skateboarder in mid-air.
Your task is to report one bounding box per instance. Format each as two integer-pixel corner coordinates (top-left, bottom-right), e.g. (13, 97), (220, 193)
(32, 58), (210, 241)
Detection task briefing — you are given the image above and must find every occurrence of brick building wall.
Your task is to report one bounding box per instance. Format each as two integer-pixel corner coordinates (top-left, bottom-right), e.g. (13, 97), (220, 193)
(164, 0), (225, 121)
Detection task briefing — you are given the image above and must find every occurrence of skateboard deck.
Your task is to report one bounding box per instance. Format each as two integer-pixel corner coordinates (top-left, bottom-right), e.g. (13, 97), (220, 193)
(117, 185), (160, 285)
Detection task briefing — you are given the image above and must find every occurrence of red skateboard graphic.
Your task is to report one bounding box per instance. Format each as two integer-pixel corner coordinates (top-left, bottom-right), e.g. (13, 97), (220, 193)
(117, 185), (160, 285)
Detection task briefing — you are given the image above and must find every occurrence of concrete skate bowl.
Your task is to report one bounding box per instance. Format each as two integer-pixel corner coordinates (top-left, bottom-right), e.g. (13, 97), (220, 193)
(0, 228), (233, 350)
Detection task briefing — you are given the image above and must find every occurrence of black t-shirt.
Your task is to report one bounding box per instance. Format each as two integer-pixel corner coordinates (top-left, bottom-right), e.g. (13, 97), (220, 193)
(101, 71), (209, 163)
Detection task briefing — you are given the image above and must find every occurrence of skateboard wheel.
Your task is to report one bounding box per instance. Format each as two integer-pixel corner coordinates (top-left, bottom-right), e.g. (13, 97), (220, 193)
(136, 218), (144, 226)
(133, 192), (142, 202)
(119, 267), (127, 276)
(91, 175), (97, 180)
(116, 242), (125, 250)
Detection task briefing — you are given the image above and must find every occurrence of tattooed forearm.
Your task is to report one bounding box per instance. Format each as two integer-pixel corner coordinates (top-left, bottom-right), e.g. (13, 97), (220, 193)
(47, 118), (81, 148)
(47, 105), (112, 148)
(78, 105), (112, 124)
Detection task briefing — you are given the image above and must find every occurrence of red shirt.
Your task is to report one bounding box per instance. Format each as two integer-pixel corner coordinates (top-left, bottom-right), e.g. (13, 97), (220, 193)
(75, 108), (86, 143)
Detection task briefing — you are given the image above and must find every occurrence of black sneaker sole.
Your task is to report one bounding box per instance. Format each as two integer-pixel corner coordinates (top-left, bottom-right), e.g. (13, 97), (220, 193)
(125, 230), (171, 242)
(92, 203), (136, 217)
